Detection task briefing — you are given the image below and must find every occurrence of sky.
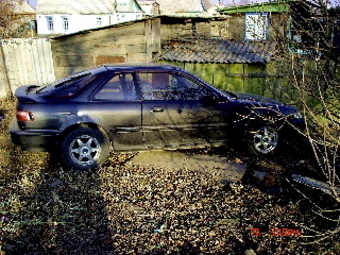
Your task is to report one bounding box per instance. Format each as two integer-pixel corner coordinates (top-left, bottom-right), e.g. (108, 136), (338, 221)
(212, 0), (272, 5)
(212, 0), (339, 7)
(25, 0), (37, 8)
(25, 0), (340, 9)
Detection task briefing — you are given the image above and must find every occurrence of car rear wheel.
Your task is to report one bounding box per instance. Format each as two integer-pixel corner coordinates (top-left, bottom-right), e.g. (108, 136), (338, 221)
(61, 127), (110, 170)
(246, 124), (279, 155)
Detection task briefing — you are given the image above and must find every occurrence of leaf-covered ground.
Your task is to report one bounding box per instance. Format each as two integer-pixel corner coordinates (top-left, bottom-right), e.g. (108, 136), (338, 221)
(1, 97), (340, 254)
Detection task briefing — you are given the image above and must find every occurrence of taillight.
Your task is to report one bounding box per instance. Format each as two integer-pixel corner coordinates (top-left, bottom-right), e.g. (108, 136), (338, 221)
(16, 111), (34, 122)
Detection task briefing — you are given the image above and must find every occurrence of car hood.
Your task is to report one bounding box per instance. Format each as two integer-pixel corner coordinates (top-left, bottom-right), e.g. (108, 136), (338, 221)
(230, 92), (303, 118)
(234, 92), (282, 104)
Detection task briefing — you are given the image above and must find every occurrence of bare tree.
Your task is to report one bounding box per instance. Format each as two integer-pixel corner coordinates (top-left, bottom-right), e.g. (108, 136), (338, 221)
(0, 0), (32, 38)
(275, 0), (340, 242)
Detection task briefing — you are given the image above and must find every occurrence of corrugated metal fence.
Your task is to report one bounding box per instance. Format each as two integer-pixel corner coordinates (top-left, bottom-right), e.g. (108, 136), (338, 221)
(0, 38), (55, 98)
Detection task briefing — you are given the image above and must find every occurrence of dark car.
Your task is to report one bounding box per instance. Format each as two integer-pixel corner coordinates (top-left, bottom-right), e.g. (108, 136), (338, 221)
(10, 64), (305, 170)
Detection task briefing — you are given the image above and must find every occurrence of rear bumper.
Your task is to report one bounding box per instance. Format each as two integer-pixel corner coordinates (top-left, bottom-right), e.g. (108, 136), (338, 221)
(10, 120), (60, 152)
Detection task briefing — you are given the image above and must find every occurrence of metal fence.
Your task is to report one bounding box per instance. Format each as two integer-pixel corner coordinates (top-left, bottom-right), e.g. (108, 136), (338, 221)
(0, 38), (55, 98)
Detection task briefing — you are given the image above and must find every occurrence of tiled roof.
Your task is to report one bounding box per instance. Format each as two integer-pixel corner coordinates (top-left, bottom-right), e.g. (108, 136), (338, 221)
(156, 37), (276, 64)
(36, 0), (144, 15)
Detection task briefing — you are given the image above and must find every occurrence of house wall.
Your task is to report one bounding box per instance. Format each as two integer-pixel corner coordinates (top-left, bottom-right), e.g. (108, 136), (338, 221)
(37, 14), (144, 35)
(159, 17), (230, 40)
(220, 13), (288, 41)
(51, 18), (161, 79)
(158, 13), (288, 41)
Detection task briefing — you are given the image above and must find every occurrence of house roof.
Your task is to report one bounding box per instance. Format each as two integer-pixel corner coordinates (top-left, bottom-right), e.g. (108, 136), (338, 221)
(156, 37), (276, 64)
(148, 0), (207, 15)
(36, 0), (144, 15)
(218, 0), (294, 14)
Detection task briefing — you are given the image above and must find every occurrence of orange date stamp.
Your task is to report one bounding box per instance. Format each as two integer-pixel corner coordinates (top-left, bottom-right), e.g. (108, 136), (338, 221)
(251, 227), (301, 237)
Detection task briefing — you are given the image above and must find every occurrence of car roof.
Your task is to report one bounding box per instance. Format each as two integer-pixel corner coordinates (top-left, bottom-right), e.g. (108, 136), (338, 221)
(102, 63), (185, 72)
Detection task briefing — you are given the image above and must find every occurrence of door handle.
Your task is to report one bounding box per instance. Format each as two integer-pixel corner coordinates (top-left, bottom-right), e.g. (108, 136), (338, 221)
(150, 106), (164, 113)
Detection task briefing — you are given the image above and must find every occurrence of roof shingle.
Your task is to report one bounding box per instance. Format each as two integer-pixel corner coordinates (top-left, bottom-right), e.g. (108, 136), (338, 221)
(156, 37), (276, 64)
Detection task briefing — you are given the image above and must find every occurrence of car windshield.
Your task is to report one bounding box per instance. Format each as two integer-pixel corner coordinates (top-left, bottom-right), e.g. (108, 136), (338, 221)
(222, 90), (238, 99)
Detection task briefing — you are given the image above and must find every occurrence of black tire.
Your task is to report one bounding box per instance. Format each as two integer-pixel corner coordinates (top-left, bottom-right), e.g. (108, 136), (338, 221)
(246, 124), (279, 155)
(61, 127), (110, 170)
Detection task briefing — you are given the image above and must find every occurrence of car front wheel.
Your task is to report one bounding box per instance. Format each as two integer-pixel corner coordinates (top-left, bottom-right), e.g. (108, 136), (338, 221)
(246, 124), (279, 155)
(61, 127), (110, 170)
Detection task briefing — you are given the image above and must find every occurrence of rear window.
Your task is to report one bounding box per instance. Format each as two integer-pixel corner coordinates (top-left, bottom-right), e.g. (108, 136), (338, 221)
(39, 73), (97, 98)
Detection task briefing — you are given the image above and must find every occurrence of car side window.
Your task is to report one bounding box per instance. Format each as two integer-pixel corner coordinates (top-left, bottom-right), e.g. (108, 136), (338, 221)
(94, 73), (136, 101)
(138, 72), (170, 100)
(137, 72), (213, 100)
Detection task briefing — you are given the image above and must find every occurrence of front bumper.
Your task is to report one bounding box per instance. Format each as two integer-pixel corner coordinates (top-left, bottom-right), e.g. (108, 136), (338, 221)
(286, 117), (306, 132)
(10, 119), (60, 152)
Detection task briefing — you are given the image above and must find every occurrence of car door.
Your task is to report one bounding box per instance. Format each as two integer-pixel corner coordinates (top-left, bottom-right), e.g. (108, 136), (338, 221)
(138, 71), (229, 149)
(91, 72), (145, 151)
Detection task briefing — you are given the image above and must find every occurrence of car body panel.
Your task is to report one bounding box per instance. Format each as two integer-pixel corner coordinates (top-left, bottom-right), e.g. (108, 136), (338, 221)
(79, 101), (144, 150)
(142, 99), (231, 149)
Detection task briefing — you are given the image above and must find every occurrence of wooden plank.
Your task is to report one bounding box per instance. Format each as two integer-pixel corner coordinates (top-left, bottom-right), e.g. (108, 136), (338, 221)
(56, 55), (94, 67)
(213, 64), (228, 91)
(226, 63), (244, 92)
(96, 55), (125, 65)
(244, 64), (265, 95)
(201, 63), (214, 84)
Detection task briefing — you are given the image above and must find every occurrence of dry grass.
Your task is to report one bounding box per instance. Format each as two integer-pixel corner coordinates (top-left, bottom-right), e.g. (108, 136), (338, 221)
(1, 98), (340, 254)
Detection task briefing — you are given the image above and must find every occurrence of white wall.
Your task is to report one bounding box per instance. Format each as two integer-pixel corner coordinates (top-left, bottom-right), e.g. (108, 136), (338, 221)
(36, 14), (144, 35)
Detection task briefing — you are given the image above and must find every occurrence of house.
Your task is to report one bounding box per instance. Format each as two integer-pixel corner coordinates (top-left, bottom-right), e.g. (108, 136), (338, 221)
(217, 1), (291, 41)
(50, 17), (161, 79)
(13, 2), (36, 37)
(154, 35), (278, 96)
(217, 0), (338, 56)
(36, 0), (145, 35)
(0, 0), (36, 38)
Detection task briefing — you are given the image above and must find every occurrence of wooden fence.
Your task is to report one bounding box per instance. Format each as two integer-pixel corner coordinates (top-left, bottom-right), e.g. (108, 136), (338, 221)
(0, 38), (55, 98)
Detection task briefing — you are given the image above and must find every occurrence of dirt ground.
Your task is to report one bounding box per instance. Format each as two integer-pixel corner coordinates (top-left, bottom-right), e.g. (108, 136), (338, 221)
(2, 98), (340, 254)
(128, 150), (249, 183)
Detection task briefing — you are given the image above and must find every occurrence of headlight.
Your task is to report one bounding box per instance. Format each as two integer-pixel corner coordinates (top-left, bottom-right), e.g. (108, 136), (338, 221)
(293, 111), (303, 119)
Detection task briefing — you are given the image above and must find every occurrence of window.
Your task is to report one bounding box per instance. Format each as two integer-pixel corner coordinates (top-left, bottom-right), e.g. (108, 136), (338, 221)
(39, 73), (97, 98)
(52, 75), (97, 98)
(94, 73), (136, 101)
(96, 17), (102, 27)
(288, 18), (324, 55)
(62, 17), (69, 30)
(47, 16), (54, 31)
(245, 13), (268, 41)
(138, 72), (213, 101)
